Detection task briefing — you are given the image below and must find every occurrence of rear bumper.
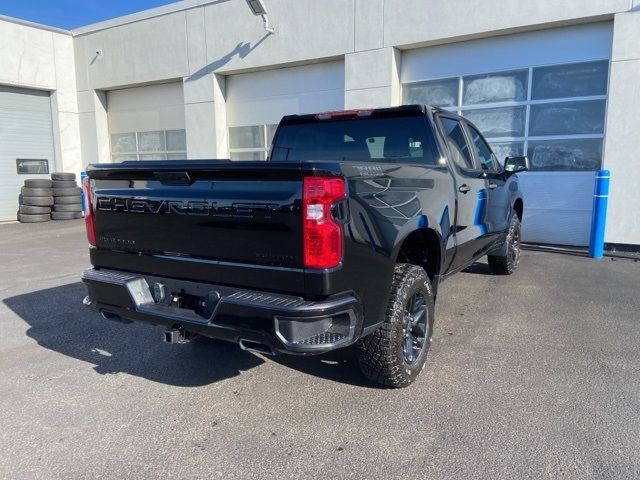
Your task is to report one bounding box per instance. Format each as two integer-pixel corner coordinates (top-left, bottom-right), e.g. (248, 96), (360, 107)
(81, 268), (362, 355)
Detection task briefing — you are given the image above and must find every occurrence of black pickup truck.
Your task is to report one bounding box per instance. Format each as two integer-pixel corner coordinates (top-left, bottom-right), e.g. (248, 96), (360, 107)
(81, 105), (528, 387)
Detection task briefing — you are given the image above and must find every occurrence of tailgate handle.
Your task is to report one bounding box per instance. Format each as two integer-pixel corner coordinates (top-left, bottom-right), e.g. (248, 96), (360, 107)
(154, 171), (193, 185)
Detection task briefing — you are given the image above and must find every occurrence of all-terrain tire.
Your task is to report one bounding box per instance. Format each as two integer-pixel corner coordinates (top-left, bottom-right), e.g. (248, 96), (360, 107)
(53, 187), (82, 197)
(488, 214), (521, 275)
(51, 180), (78, 188)
(357, 263), (435, 388)
(51, 211), (83, 220)
(21, 187), (52, 197)
(22, 196), (54, 206)
(19, 205), (51, 214)
(24, 179), (52, 188)
(53, 203), (82, 212)
(54, 195), (82, 204)
(51, 172), (76, 181)
(19, 213), (51, 223)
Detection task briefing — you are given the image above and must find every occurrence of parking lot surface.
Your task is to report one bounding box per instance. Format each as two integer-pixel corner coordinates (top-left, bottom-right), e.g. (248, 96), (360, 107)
(1, 220), (639, 479)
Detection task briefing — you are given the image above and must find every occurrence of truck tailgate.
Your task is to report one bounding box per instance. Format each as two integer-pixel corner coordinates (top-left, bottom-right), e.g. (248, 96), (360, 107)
(87, 161), (306, 268)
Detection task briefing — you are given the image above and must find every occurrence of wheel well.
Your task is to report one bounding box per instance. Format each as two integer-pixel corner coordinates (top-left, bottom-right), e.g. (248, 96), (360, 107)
(514, 198), (523, 220)
(396, 229), (442, 283)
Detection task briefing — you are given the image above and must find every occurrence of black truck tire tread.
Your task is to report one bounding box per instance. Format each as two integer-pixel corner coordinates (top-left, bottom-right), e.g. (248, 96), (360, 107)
(53, 187), (82, 196)
(21, 187), (52, 197)
(22, 196), (54, 206)
(24, 179), (52, 188)
(19, 213), (51, 223)
(51, 180), (78, 188)
(488, 214), (521, 275)
(51, 172), (76, 181)
(51, 211), (83, 220)
(357, 263), (435, 388)
(53, 204), (82, 212)
(19, 205), (51, 214)
(54, 195), (82, 204)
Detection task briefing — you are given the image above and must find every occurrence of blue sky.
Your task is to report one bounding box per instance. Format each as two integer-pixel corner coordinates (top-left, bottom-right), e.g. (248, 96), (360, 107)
(0, 0), (180, 30)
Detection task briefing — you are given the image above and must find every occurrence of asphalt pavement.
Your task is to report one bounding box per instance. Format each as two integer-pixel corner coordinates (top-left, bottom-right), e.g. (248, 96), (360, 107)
(1, 220), (639, 479)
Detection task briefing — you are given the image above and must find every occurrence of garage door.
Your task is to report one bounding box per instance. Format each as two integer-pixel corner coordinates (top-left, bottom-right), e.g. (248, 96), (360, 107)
(107, 82), (187, 161)
(0, 86), (55, 222)
(401, 23), (613, 246)
(226, 61), (345, 160)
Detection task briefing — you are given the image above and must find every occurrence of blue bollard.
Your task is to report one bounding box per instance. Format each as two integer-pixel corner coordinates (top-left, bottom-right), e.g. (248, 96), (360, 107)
(80, 171), (88, 216)
(588, 169), (610, 259)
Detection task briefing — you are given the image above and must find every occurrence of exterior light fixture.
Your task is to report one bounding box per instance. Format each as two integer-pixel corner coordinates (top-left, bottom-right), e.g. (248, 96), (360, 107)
(245, 0), (275, 34)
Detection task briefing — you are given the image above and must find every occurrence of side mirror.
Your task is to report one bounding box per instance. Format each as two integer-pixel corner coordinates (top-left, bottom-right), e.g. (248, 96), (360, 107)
(504, 155), (530, 174)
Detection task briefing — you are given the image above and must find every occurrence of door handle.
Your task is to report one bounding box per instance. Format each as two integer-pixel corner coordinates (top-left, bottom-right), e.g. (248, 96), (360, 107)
(458, 184), (471, 194)
(488, 183), (498, 190)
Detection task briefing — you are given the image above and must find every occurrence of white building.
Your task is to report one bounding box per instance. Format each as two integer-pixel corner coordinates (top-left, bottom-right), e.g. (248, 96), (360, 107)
(1, 0), (639, 250)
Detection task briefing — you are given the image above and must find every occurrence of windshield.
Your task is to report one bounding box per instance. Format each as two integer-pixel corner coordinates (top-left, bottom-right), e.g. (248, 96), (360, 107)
(271, 115), (440, 165)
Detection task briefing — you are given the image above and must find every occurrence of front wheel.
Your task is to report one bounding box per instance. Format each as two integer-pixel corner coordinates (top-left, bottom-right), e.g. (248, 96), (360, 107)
(488, 214), (521, 275)
(357, 263), (435, 388)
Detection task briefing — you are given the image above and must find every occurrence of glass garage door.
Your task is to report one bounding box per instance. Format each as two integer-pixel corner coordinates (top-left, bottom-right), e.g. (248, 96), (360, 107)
(226, 61), (345, 160)
(107, 83), (187, 161)
(403, 60), (609, 246)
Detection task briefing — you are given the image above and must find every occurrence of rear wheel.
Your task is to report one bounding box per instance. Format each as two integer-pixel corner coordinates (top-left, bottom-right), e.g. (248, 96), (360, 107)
(19, 205), (51, 214)
(51, 172), (76, 181)
(21, 187), (52, 197)
(357, 263), (435, 388)
(21, 196), (54, 207)
(488, 214), (521, 275)
(53, 204), (82, 212)
(19, 213), (50, 223)
(51, 180), (78, 188)
(54, 195), (82, 204)
(53, 187), (81, 197)
(51, 211), (82, 220)
(24, 179), (52, 188)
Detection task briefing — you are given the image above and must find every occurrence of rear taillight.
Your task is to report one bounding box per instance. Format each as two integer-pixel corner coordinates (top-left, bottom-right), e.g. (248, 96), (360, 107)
(302, 176), (345, 269)
(82, 176), (96, 246)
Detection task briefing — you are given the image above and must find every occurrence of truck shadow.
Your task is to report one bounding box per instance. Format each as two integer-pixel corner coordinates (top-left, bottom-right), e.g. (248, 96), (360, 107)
(461, 261), (492, 275)
(4, 282), (263, 387)
(271, 345), (382, 389)
(3, 282), (378, 388)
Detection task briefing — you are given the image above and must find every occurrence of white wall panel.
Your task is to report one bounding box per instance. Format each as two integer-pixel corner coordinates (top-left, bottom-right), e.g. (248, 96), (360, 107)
(107, 82), (185, 134)
(73, 12), (189, 90)
(385, 0), (626, 50)
(226, 61), (344, 127)
(402, 23), (613, 83)
(603, 11), (640, 245)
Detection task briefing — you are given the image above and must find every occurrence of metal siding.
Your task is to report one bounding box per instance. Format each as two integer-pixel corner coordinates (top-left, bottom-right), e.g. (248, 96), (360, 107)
(226, 61), (345, 127)
(106, 82), (186, 134)
(0, 86), (55, 221)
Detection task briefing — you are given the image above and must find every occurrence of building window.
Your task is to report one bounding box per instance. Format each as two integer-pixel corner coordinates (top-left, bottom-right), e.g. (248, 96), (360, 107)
(229, 124), (278, 160)
(16, 159), (49, 174)
(403, 60), (609, 171)
(110, 129), (187, 161)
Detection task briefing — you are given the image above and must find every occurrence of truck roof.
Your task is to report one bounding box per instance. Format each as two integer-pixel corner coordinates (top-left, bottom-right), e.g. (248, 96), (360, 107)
(280, 104), (464, 125)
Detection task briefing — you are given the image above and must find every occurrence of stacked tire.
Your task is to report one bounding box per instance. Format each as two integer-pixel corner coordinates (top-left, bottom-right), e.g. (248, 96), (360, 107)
(51, 173), (83, 221)
(19, 179), (53, 223)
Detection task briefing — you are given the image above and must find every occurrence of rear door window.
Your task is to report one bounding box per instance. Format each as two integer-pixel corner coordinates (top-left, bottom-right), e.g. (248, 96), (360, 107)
(438, 116), (475, 170)
(466, 124), (498, 172)
(271, 115), (440, 165)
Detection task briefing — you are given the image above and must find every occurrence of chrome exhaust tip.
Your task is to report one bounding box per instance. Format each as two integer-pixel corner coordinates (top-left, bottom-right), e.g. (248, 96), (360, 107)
(238, 339), (274, 356)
